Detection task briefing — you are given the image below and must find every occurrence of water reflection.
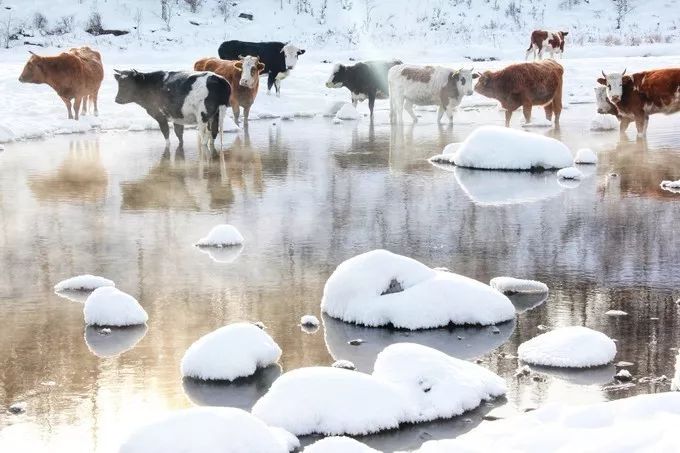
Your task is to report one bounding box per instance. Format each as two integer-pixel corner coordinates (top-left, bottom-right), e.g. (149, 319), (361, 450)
(84, 325), (148, 358)
(453, 167), (564, 205)
(528, 364), (616, 386)
(194, 244), (244, 264)
(55, 289), (92, 303)
(507, 292), (548, 314)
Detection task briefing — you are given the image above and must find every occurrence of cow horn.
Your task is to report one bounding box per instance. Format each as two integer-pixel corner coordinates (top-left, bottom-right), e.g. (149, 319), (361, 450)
(113, 69), (122, 74)
(28, 50), (38, 56)
(622, 68), (627, 76)
(601, 70), (606, 79)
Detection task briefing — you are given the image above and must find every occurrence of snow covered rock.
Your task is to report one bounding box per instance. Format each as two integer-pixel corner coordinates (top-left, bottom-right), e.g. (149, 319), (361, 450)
(8, 402), (27, 414)
(336, 103), (360, 120)
(590, 114), (619, 131)
(489, 277), (548, 294)
(574, 148), (598, 164)
(119, 407), (298, 453)
(321, 250), (515, 329)
(449, 126), (573, 171)
(83, 287), (148, 327)
(303, 437), (379, 452)
(181, 323), (282, 381)
(195, 224), (244, 247)
(556, 167), (584, 180)
(332, 359), (356, 370)
(605, 310), (628, 317)
(54, 274), (114, 292)
(660, 180), (680, 194)
(300, 315), (320, 327)
(85, 325), (148, 358)
(518, 326), (616, 368)
(615, 369), (633, 381)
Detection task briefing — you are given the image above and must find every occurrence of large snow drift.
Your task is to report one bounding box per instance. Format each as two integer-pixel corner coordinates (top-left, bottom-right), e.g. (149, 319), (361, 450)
(119, 407), (298, 453)
(303, 437), (380, 452)
(321, 250), (515, 329)
(83, 287), (148, 327)
(195, 225), (244, 247)
(54, 274), (114, 292)
(181, 323), (282, 381)
(445, 126), (573, 171)
(518, 326), (616, 368)
(410, 392), (680, 453)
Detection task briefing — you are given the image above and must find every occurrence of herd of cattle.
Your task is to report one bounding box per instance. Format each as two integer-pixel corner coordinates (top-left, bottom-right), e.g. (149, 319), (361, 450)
(16, 29), (680, 146)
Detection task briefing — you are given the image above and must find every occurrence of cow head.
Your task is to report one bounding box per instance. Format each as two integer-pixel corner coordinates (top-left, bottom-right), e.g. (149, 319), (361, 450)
(561, 31), (569, 38)
(598, 69), (626, 103)
(325, 64), (345, 88)
(235, 55), (265, 88)
(19, 51), (46, 84)
(472, 71), (494, 96)
(594, 86), (617, 115)
(113, 69), (144, 104)
(451, 68), (478, 96)
(281, 44), (305, 71)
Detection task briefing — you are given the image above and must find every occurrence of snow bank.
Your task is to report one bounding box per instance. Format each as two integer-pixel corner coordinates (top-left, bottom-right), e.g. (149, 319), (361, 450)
(410, 393), (680, 453)
(518, 326), (616, 368)
(83, 287), (148, 327)
(449, 126), (573, 171)
(54, 274), (114, 292)
(303, 437), (379, 452)
(590, 114), (619, 131)
(181, 323), (282, 381)
(119, 407), (298, 453)
(336, 103), (361, 120)
(321, 250), (515, 329)
(660, 180), (680, 194)
(574, 148), (598, 164)
(195, 225), (244, 247)
(556, 167), (584, 180)
(489, 277), (548, 294)
(84, 325), (148, 358)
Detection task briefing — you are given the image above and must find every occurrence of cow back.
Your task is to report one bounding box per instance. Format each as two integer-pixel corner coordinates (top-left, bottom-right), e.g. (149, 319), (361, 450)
(218, 40), (285, 72)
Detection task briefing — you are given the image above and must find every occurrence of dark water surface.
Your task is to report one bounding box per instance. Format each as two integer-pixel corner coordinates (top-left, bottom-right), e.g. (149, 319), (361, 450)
(1, 106), (680, 452)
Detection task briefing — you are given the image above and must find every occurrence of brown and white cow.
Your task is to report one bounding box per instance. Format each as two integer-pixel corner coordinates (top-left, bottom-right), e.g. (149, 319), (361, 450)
(474, 60), (563, 127)
(598, 68), (680, 137)
(387, 64), (477, 124)
(19, 46), (104, 120)
(526, 30), (568, 60)
(194, 55), (265, 125)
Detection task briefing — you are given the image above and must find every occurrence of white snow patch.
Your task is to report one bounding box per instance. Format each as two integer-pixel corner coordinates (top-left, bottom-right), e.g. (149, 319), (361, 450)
(605, 310), (628, 317)
(336, 103), (361, 120)
(660, 180), (680, 194)
(615, 369), (633, 380)
(557, 167), (584, 180)
(518, 326), (616, 368)
(321, 250), (515, 329)
(303, 437), (379, 452)
(119, 407), (298, 453)
(590, 114), (619, 131)
(489, 277), (548, 294)
(195, 224), (244, 247)
(300, 315), (320, 327)
(53, 274), (114, 292)
(332, 359), (356, 370)
(181, 322), (282, 381)
(574, 148), (598, 164)
(83, 287), (148, 327)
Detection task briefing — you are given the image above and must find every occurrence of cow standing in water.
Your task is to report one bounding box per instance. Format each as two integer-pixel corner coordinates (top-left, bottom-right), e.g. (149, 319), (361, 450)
(526, 30), (568, 60)
(19, 46), (104, 120)
(388, 65), (478, 124)
(474, 60), (564, 128)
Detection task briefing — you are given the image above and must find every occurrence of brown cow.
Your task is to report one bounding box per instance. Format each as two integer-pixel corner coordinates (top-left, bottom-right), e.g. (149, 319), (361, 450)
(526, 30), (568, 60)
(474, 60), (563, 128)
(19, 46), (104, 120)
(194, 55), (265, 125)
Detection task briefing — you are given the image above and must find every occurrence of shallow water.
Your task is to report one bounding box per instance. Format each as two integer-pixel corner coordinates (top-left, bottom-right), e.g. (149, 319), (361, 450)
(1, 105), (680, 452)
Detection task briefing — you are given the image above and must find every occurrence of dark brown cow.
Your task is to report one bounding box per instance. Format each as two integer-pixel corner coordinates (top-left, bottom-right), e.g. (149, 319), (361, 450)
(474, 60), (563, 127)
(526, 30), (568, 60)
(19, 46), (104, 120)
(194, 56), (265, 125)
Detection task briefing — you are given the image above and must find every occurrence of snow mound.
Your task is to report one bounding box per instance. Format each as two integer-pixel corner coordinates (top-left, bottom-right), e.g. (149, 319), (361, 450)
(660, 180), (680, 194)
(83, 287), (148, 327)
(300, 315), (320, 327)
(450, 126), (573, 171)
(605, 310), (628, 316)
(489, 277), (548, 294)
(336, 103), (360, 120)
(590, 114), (619, 131)
(332, 359), (356, 370)
(85, 325), (148, 358)
(557, 167), (584, 180)
(195, 224), (244, 247)
(518, 326), (616, 368)
(119, 407), (298, 453)
(574, 148), (598, 164)
(303, 437), (379, 452)
(373, 343), (506, 423)
(321, 250), (515, 329)
(181, 323), (282, 381)
(54, 274), (114, 292)
(411, 392), (680, 453)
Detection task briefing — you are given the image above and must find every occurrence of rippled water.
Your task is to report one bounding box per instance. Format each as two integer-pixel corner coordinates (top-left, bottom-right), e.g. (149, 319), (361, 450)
(1, 105), (680, 452)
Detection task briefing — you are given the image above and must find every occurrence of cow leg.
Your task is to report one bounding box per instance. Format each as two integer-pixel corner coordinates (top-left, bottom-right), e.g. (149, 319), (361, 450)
(73, 97), (82, 121)
(61, 97), (74, 119)
(404, 100), (417, 123)
(525, 45), (533, 61)
(92, 91), (99, 117)
(544, 104), (554, 121)
(81, 96), (88, 116)
(267, 72), (276, 95)
(437, 106), (445, 124)
(243, 105), (251, 125)
(152, 115), (170, 145)
(368, 92), (376, 118)
(619, 117), (632, 135)
(446, 106), (455, 124)
(231, 99), (240, 125)
(537, 47), (544, 60)
(635, 115), (649, 138)
(522, 102), (532, 124)
(173, 123), (184, 144)
(274, 79), (281, 97)
(504, 110), (513, 127)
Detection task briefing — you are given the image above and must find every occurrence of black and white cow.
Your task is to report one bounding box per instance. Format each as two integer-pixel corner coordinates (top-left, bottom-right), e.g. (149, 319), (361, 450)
(218, 40), (305, 96)
(113, 70), (230, 148)
(325, 59), (402, 117)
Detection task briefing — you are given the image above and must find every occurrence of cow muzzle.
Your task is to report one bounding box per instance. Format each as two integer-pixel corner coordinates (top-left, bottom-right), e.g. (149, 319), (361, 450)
(239, 80), (251, 87)
(610, 95), (621, 103)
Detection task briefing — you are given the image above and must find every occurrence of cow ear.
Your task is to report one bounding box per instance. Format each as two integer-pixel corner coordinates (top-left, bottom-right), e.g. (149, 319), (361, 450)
(238, 54), (245, 59)
(596, 77), (606, 86)
(562, 31), (569, 36)
(298, 49), (305, 55)
(631, 73), (644, 90)
(472, 73), (480, 79)
(234, 61), (243, 71)
(257, 62), (265, 72)
(113, 69), (122, 74)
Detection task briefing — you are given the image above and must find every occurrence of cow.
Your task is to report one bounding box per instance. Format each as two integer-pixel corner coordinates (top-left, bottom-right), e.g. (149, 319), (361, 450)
(194, 55), (265, 125)
(474, 60), (563, 128)
(598, 68), (680, 137)
(113, 70), (230, 148)
(19, 46), (104, 120)
(388, 65), (478, 124)
(526, 30), (569, 60)
(218, 40), (305, 96)
(325, 59), (402, 117)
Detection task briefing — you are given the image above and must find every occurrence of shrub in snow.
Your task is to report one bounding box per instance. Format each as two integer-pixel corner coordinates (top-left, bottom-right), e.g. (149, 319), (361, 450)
(54, 274), (114, 292)
(83, 287), (148, 327)
(195, 224), (244, 247)
(321, 250), (515, 329)
(518, 326), (616, 368)
(303, 437), (379, 452)
(449, 126), (573, 171)
(300, 315), (320, 327)
(489, 277), (548, 294)
(660, 180), (680, 194)
(574, 148), (598, 164)
(181, 322), (281, 381)
(85, 325), (148, 358)
(590, 114), (619, 131)
(556, 167), (583, 180)
(119, 407), (298, 453)
(336, 103), (360, 120)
